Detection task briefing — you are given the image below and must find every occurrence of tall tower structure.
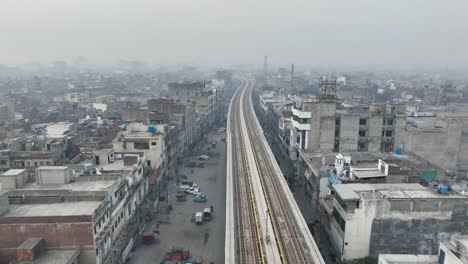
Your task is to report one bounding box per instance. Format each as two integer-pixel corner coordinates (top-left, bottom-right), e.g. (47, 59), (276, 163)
(263, 56), (268, 74)
(291, 63), (296, 93)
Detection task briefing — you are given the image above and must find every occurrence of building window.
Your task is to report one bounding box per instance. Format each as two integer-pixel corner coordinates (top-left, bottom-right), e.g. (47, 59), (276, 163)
(359, 130), (366, 137)
(151, 141), (157, 146)
(147, 160), (151, 166)
(359, 118), (367, 125)
(386, 119), (393, 125)
(332, 207), (346, 232)
(134, 142), (150, 150)
(0, 160), (6, 165)
(385, 130), (393, 137)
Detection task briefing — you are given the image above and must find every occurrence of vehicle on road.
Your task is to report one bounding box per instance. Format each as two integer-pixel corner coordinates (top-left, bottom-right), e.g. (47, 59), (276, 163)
(203, 207), (212, 221)
(218, 127), (225, 132)
(181, 180), (193, 186)
(195, 212), (203, 224)
(197, 155), (209, 160)
(185, 186), (200, 194)
(164, 247), (190, 261)
(192, 193), (206, 202)
(176, 193), (187, 202)
(179, 185), (191, 191)
(142, 232), (156, 245)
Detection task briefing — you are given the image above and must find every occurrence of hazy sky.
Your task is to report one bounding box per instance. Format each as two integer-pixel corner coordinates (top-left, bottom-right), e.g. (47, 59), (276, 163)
(1, 0), (468, 67)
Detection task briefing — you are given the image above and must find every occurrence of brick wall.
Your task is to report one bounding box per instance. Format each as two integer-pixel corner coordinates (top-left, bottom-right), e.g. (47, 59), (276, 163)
(0, 222), (93, 249)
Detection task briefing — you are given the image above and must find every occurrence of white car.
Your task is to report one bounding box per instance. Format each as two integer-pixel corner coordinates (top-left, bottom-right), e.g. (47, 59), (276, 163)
(197, 155), (209, 160)
(185, 187), (200, 194)
(195, 212), (203, 224)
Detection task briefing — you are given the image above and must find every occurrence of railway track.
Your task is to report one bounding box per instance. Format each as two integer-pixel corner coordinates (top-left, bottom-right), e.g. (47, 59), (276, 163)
(228, 79), (325, 264)
(231, 81), (264, 264)
(242, 83), (312, 264)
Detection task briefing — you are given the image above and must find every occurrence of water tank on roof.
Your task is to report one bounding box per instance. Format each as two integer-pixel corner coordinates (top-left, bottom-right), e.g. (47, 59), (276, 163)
(395, 147), (402, 155)
(148, 126), (154, 134)
(438, 184), (449, 195)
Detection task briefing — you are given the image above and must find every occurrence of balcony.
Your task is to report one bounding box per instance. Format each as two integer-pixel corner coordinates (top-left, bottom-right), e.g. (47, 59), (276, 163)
(292, 119), (310, 131)
(292, 108), (312, 119)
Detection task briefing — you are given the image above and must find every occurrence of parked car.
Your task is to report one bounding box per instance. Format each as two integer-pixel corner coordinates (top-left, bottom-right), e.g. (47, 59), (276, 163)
(185, 187), (200, 194)
(203, 207), (212, 221)
(197, 155), (209, 160)
(179, 185), (191, 191)
(192, 193), (206, 202)
(195, 212), (203, 224)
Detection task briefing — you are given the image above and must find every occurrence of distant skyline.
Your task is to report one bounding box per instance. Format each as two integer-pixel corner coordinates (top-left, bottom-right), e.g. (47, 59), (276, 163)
(1, 0), (468, 67)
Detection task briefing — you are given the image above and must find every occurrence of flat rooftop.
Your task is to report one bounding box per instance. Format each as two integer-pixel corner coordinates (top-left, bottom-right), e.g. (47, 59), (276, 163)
(352, 169), (386, 179)
(333, 183), (466, 201)
(96, 159), (128, 171)
(2, 169), (26, 176)
(4, 201), (101, 217)
(378, 254), (438, 264)
(37, 166), (68, 170)
(19, 249), (79, 264)
(125, 131), (158, 139)
(20, 180), (115, 192)
(301, 151), (442, 179)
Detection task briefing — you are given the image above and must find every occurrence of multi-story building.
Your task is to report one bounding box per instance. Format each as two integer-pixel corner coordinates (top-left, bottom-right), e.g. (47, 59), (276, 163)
(328, 183), (467, 261)
(112, 123), (166, 198)
(0, 157), (149, 264)
(168, 81), (219, 133)
(147, 98), (198, 151)
(378, 235), (468, 264)
(291, 77), (406, 156)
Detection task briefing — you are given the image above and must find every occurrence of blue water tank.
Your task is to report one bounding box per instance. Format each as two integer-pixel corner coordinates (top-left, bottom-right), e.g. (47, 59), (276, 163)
(148, 126), (154, 134)
(438, 184), (449, 195)
(395, 147), (402, 155)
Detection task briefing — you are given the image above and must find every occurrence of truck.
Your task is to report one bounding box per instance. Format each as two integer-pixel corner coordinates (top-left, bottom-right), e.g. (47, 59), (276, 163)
(195, 212), (203, 224)
(203, 208), (212, 221)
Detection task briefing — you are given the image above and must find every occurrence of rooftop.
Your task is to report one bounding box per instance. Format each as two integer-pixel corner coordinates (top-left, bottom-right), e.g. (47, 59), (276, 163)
(352, 169), (386, 179)
(301, 151), (442, 180)
(19, 249), (79, 264)
(20, 180), (115, 192)
(378, 254), (438, 264)
(333, 183), (466, 201)
(17, 238), (42, 249)
(37, 166), (68, 171)
(2, 169), (26, 176)
(96, 159), (132, 171)
(4, 201), (101, 217)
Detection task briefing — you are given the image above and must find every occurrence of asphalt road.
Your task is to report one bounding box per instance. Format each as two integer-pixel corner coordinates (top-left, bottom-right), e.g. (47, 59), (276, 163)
(129, 131), (227, 264)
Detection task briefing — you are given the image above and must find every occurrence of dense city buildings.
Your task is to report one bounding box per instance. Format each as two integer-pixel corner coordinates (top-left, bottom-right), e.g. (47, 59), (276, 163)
(256, 68), (468, 263)
(0, 61), (467, 264)
(0, 66), (227, 264)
